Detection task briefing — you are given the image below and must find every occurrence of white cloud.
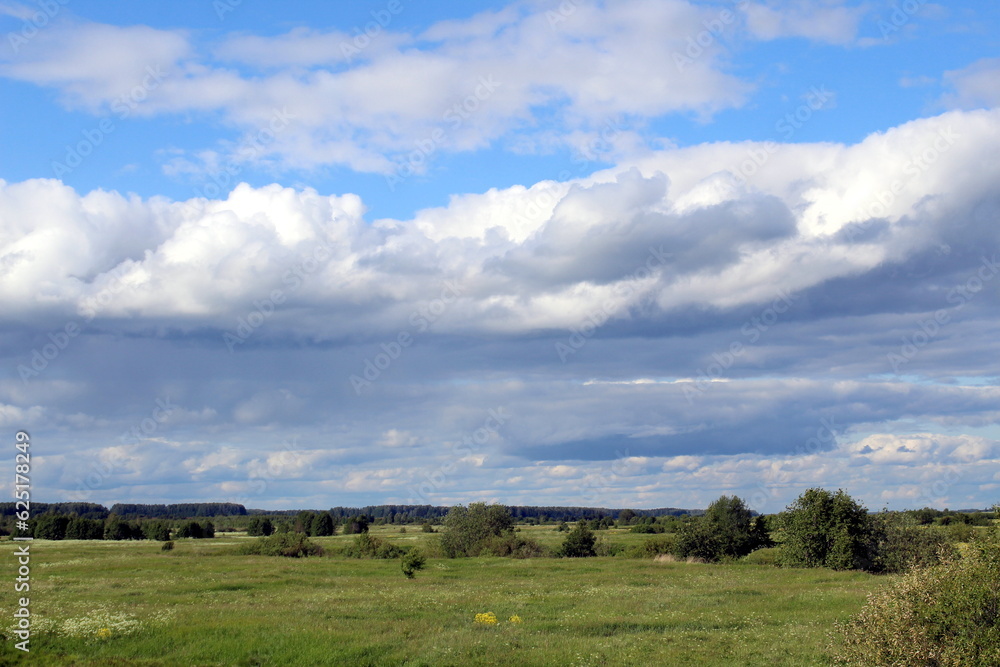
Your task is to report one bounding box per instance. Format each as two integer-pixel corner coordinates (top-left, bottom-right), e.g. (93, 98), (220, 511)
(941, 58), (1000, 110)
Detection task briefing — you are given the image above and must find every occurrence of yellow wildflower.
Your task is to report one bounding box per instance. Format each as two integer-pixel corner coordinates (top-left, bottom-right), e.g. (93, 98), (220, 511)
(509, 615), (523, 624)
(97, 627), (112, 640)
(474, 612), (498, 625)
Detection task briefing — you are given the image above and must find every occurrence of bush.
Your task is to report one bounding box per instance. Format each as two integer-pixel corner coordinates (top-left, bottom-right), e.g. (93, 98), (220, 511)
(833, 532), (1000, 666)
(626, 535), (676, 558)
(779, 488), (871, 570)
(594, 537), (626, 557)
(559, 521), (597, 557)
(440, 503), (515, 558)
(421, 522), (435, 533)
(161, 540), (174, 552)
(401, 550), (426, 579)
(478, 533), (547, 558)
(867, 512), (954, 574)
(238, 533), (324, 558)
(341, 533), (405, 559)
(246, 517), (274, 537)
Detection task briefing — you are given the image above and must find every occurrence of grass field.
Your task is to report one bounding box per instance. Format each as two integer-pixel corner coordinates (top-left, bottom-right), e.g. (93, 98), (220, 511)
(0, 525), (888, 666)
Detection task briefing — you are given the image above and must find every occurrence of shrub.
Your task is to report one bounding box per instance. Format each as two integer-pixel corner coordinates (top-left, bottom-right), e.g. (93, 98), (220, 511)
(867, 512), (954, 574)
(833, 532), (1000, 666)
(625, 534), (678, 558)
(440, 503), (515, 558)
(161, 540), (174, 552)
(779, 488), (871, 570)
(238, 533), (324, 558)
(559, 521), (597, 557)
(478, 533), (547, 558)
(421, 522), (435, 533)
(246, 517), (274, 537)
(341, 533), (405, 559)
(594, 537), (626, 557)
(401, 550), (426, 579)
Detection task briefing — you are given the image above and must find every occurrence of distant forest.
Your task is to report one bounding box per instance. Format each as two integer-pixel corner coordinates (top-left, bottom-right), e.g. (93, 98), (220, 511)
(1, 502), (700, 522)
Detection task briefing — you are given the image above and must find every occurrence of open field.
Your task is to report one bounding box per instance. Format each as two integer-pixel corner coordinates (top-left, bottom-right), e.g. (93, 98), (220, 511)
(0, 526), (887, 666)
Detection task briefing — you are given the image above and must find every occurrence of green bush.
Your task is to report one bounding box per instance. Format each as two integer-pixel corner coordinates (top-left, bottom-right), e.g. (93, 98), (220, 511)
(238, 533), (324, 558)
(401, 550), (426, 579)
(341, 533), (405, 559)
(594, 537), (626, 557)
(160, 540), (174, 552)
(778, 488), (870, 570)
(867, 512), (954, 574)
(834, 532), (1000, 666)
(559, 521), (596, 557)
(440, 503), (515, 557)
(478, 533), (547, 558)
(625, 534), (678, 558)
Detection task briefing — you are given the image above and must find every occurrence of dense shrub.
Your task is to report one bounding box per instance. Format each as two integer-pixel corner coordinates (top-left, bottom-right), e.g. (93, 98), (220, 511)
(246, 516), (274, 537)
(559, 521), (597, 557)
(625, 534), (679, 558)
(66, 516), (105, 540)
(834, 532), (1000, 666)
(341, 533), (405, 559)
(141, 520), (172, 542)
(867, 512), (954, 574)
(440, 503), (515, 557)
(238, 533), (324, 558)
(161, 540), (174, 552)
(741, 547), (781, 566)
(672, 496), (770, 563)
(779, 488), (870, 570)
(478, 533), (547, 558)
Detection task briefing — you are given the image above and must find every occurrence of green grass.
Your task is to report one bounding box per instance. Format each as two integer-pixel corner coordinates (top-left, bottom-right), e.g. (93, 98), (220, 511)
(0, 527), (887, 666)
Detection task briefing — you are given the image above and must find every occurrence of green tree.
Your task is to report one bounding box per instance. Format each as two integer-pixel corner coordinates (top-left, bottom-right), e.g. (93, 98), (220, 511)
(247, 516), (274, 536)
(313, 513), (335, 536)
(401, 550), (426, 579)
(779, 488), (871, 570)
(618, 509), (637, 525)
(34, 514), (69, 540)
(440, 503), (515, 557)
(560, 520), (597, 557)
(142, 520), (172, 541)
(104, 516), (135, 540)
(66, 516), (105, 540)
(175, 521), (204, 539)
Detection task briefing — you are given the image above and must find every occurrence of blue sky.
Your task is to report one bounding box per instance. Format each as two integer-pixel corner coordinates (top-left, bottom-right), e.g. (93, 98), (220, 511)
(1, 0), (999, 511)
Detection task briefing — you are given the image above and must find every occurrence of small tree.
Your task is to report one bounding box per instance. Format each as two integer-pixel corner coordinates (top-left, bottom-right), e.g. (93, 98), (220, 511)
(780, 488), (871, 570)
(440, 503), (515, 557)
(247, 517), (274, 537)
(401, 550), (427, 579)
(313, 513), (335, 537)
(561, 521), (597, 557)
(34, 514), (69, 540)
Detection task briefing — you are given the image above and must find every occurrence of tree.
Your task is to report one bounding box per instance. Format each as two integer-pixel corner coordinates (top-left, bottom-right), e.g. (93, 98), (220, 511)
(34, 514), (69, 540)
(247, 517), (274, 536)
(440, 503), (515, 557)
(780, 488), (871, 570)
(175, 521), (204, 539)
(560, 520), (597, 557)
(142, 520), (172, 541)
(202, 521), (215, 538)
(66, 516), (105, 540)
(401, 550), (426, 579)
(313, 513), (335, 537)
(618, 509), (637, 525)
(104, 516), (137, 540)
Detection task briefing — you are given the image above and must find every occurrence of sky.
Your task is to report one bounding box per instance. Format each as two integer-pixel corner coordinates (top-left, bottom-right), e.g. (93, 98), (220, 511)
(1, 0), (999, 512)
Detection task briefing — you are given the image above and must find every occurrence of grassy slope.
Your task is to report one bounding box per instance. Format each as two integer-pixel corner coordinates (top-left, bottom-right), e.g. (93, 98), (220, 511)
(0, 526), (886, 666)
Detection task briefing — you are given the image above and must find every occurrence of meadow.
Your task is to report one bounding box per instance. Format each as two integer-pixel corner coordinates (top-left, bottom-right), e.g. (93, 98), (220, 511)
(0, 525), (888, 666)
